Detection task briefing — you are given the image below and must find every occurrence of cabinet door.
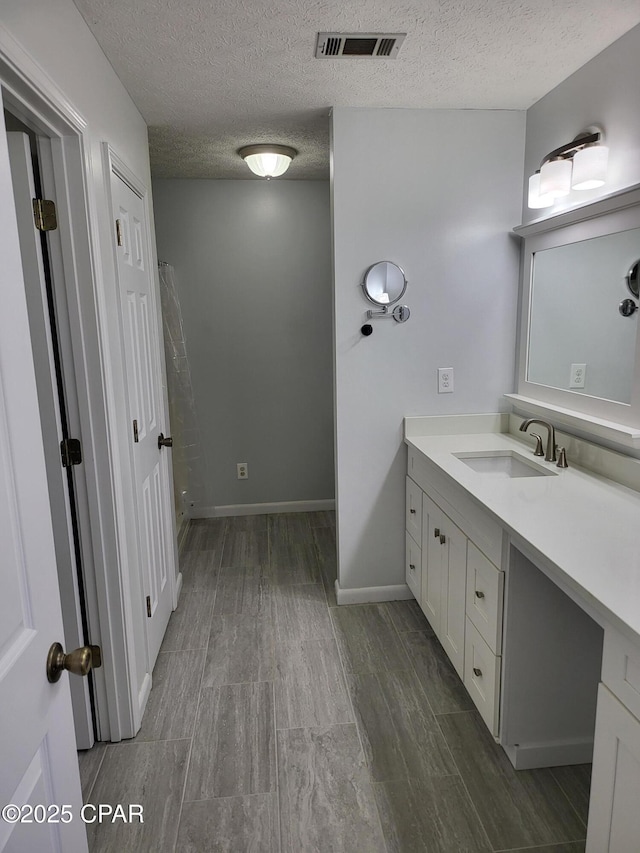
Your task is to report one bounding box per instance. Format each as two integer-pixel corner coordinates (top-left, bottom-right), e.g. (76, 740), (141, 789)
(421, 496), (443, 634)
(587, 683), (640, 852)
(439, 515), (467, 679)
(405, 531), (421, 601)
(406, 476), (422, 544)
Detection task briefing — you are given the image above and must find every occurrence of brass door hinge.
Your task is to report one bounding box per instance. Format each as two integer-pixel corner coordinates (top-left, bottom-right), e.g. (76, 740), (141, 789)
(115, 218), (123, 246)
(146, 596), (152, 618)
(60, 437), (82, 468)
(33, 198), (57, 231)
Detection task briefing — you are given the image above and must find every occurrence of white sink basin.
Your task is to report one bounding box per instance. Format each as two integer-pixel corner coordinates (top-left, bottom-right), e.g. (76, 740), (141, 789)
(454, 450), (557, 478)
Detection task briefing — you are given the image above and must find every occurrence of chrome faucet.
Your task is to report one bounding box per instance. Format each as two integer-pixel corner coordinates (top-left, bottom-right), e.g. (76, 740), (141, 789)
(519, 418), (556, 462)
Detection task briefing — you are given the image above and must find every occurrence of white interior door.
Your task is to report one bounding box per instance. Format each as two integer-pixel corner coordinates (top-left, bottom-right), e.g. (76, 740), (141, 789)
(0, 107), (87, 853)
(6, 130), (94, 750)
(110, 168), (173, 668)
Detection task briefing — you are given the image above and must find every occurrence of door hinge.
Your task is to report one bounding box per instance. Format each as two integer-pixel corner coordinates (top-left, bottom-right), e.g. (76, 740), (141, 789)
(115, 218), (123, 247)
(33, 198), (58, 231)
(146, 596), (152, 618)
(60, 437), (82, 468)
(133, 419), (139, 443)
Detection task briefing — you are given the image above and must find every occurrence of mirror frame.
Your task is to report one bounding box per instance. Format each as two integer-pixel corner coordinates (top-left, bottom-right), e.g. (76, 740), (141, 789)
(510, 183), (640, 447)
(362, 260), (407, 307)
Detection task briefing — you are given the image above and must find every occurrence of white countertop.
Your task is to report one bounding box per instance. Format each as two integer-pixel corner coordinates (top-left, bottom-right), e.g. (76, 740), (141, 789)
(405, 427), (640, 644)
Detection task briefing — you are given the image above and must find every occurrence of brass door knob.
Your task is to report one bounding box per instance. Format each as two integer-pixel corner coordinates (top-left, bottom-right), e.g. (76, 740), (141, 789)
(157, 433), (173, 449)
(46, 642), (101, 683)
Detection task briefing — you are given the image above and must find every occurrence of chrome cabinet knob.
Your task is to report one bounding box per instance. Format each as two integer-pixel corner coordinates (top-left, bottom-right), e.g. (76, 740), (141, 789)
(409, 563), (416, 571)
(473, 667), (482, 677)
(158, 433), (173, 449)
(475, 590), (485, 599)
(410, 508), (416, 514)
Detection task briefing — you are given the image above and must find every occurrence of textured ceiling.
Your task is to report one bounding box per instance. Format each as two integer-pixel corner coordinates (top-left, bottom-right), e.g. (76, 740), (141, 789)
(72, 0), (640, 179)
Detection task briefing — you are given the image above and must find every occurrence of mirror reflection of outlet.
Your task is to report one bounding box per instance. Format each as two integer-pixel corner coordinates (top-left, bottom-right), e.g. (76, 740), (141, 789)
(570, 363), (586, 389)
(438, 367), (454, 394)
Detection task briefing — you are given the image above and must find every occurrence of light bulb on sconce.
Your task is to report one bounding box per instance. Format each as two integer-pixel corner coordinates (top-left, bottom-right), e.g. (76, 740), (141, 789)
(572, 144), (609, 190)
(539, 158), (572, 199)
(528, 172), (554, 209)
(527, 128), (608, 210)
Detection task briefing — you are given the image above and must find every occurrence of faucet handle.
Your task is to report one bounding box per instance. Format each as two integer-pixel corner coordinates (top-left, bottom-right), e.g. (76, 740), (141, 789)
(530, 432), (544, 457)
(556, 447), (568, 469)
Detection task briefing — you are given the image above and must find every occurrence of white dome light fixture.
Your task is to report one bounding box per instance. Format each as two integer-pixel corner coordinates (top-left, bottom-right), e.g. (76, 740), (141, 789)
(238, 144), (297, 179)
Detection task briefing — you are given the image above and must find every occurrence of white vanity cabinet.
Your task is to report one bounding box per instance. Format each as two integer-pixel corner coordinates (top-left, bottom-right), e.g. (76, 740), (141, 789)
(406, 449), (505, 729)
(587, 630), (640, 852)
(405, 413), (640, 851)
(422, 495), (466, 678)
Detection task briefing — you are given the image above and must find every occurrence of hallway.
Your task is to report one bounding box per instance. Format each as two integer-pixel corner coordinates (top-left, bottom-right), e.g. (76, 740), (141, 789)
(79, 512), (589, 852)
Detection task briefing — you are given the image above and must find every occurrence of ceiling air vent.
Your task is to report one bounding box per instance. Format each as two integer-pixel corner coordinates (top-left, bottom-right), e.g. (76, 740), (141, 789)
(315, 33), (406, 59)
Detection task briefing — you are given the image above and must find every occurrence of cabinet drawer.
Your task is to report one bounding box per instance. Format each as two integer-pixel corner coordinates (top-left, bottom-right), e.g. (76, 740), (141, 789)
(405, 476), (423, 544)
(601, 628), (640, 721)
(405, 531), (422, 601)
(464, 618), (501, 736)
(466, 543), (504, 655)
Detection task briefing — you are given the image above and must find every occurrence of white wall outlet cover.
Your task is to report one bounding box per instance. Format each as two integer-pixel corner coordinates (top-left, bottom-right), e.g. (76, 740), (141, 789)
(438, 367), (454, 393)
(570, 363), (586, 389)
(237, 462), (248, 479)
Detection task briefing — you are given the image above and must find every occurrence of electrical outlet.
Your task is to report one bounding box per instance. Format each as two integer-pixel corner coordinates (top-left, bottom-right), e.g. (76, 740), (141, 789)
(237, 462), (248, 480)
(438, 367), (454, 394)
(569, 363), (586, 389)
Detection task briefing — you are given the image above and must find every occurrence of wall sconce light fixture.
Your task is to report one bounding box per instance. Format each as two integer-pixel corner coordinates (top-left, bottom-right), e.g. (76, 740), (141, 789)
(528, 128), (608, 209)
(238, 144), (297, 179)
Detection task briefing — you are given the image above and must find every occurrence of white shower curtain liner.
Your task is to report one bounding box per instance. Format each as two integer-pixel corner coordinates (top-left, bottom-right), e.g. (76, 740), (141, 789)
(158, 261), (206, 514)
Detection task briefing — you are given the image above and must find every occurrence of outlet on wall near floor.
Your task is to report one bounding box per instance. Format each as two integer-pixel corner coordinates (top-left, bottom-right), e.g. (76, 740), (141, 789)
(569, 363), (586, 389)
(438, 367), (454, 393)
(237, 462), (248, 480)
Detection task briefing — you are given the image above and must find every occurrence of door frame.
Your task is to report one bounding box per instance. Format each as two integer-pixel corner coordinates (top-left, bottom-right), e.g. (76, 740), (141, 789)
(0, 23), (153, 740)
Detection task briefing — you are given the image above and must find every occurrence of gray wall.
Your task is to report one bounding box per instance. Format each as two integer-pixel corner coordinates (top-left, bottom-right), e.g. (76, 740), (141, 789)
(332, 108), (526, 593)
(523, 24), (640, 225)
(152, 179), (334, 512)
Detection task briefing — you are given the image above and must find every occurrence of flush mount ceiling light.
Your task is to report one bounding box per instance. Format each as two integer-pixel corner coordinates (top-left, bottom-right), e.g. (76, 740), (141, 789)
(528, 128), (609, 209)
(238, 145), (297, 179)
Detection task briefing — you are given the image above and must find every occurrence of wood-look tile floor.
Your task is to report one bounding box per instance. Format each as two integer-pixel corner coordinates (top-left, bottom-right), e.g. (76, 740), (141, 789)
(79, 512), (590, 853)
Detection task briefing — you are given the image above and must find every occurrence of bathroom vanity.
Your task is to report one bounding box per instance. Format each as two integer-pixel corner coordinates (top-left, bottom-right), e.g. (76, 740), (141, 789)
(404, 413), (640, 852)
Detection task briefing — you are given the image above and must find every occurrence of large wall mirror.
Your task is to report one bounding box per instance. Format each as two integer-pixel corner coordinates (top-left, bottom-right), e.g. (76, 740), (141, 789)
(511, 185), (640, 444)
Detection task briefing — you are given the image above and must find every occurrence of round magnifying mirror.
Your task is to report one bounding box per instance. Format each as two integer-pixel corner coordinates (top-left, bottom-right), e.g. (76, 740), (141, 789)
(626, 259), (640, 299)
(362, 261), (407, 307)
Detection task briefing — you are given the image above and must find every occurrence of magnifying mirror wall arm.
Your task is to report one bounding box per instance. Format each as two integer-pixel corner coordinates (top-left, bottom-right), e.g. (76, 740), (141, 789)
(367, 306), (392, 318)
(366, 304), (411, 323)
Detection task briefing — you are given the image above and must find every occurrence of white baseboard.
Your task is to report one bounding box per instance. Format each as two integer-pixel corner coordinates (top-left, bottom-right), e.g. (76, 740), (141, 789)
(503, 737), (594, 770)
(176, 517), (190, 553)
(193, 499), (335, 518)
(335, 580), (414, 606)
(174, 571), (183, 607)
